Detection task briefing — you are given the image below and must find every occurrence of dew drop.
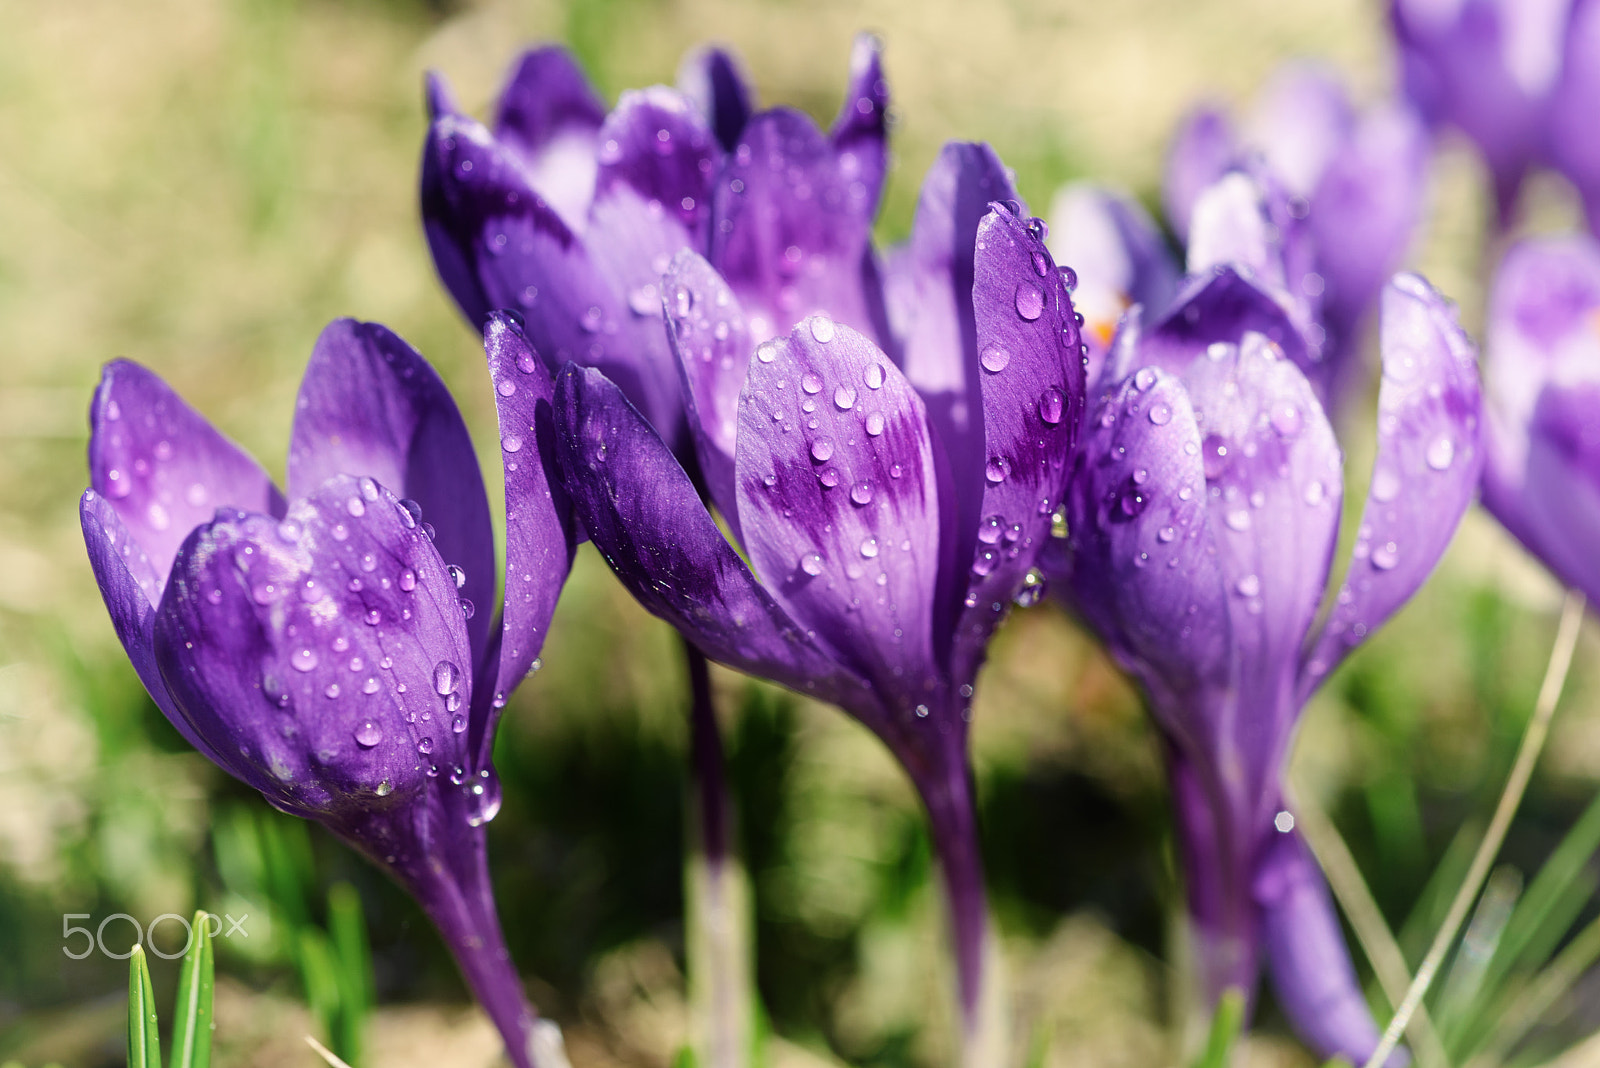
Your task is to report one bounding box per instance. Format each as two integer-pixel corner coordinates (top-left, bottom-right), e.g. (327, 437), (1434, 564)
(1014, 283), (1044, 321)
(1372, 541), (1399, 570)
(502, 434), (523, 453)
(1133, 368), (1157, 392)
(864, 363), (886, 389)
(980, 343), (1011, 373)
(418, 737), (434, 755)
(810, 316), (835, 343)
(324, 683), (341, 699)
(799, 552), (824, 576)
(985, 457), (1011, 483)
(859, 537), (879, 558)
(1148, 402), (1172, 426)
(354, 721), (382, 747)
(452, 713), (467, 734)
(346, 497), (365, 518)
(1426, 436), (1455, 471)
(433, 660), (458, 695)
(818, 468), (840, 487)
(1371, 465), (1400, 502)
(756, 341), (779, 364)
(865, 412), (885, 436)
(1225, 509), (1251, 532)
(291, 648), (318, 672)
(1157, 526), (1176, 543)
(801, 372), (823, 394)
(398, 569), (416, 592)
(834, 385), (857, 410)
(811, 438), (834, 462)
(448, 564), (466, 589)
(362, 676), (380, 695)
(1270, 402), (1302, 437)
(1235, 574), (1260, 597)
(850, 481), (874, 505)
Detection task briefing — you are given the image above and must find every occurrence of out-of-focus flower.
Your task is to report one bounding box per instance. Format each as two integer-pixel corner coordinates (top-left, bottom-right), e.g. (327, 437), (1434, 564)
(551, 195), (1084, 1048)
(1044, 184), (1179, 389)
(420, 36), (888, 450)
(81, 316), (573, 1068)
(1390, 0), (1569, 221)
(1481, 234), (1600, 601)
(1162, 64), (1429, 395)
(1054, 271), (1481, 1065)
(1549, 0), (1600, 231)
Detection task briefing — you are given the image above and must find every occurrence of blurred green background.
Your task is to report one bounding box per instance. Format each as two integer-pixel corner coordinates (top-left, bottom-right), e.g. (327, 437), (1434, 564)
(2, 0), (1599, 1065)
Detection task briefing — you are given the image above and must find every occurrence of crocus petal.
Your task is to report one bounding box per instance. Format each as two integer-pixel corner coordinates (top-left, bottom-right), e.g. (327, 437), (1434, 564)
(1256, 831), (1402, 1067)
(1550, 0), (1600, 227)
(1059, 370), (1234, 759)
(1109, 267), (1314, 391)
(1186, 172), (1289, 294)
(828, 33), (890, 219)
(734, 318), (942, 712)
(710, 108), (885, 346)
(948, 207), (1084, 684)
(1245, 63), (1354, 199)
(882, 144), (1020, 649)
(423, 114), (684, 441)
(424, 70), (460, 121)
(288, 319), (496, 675)
(491, 46), (607, 230)
(1045, 183), (1179, 389)
(1164, 105), (1238, 241)
(481, 313), (577, 761)
(553, 364), (870, 709)
(1181, 334), (1344, 811)
(1481, 237), (1600, 602)
(1304, 274), (1481, 691)
(80, 489), (227, 767)
(153, 475), (476, 819)
(663, 249), (753, 531)
(678, 44), (753, 152)
(87, 359), (285, 586)
(592, 86), (717, 245)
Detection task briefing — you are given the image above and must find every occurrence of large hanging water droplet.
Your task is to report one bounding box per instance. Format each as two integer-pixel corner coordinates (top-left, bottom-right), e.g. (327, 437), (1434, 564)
(433, 661), (458, 695)
(1039, 387), (1065, 425)
(448, 564), (466, 589)
(1014, 283), (1044, 321)
(985, 457), (1011, 483)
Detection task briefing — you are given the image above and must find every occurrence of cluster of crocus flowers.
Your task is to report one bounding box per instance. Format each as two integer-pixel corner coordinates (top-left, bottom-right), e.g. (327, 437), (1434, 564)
(1390, 0), (1600, 228)
(1052, 170), (1484, 1060)
(81, 317), (573, 1068)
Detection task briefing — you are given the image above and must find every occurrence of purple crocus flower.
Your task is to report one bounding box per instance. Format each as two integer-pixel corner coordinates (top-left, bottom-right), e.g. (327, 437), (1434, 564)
(419, 36), (888, 452)
(1390, 0), (1569, 222)
(1481, 234), (1600, 602)
(1055, 268), (1481, 1064)
(1548, 0), (1600, 232)
(81, 316), (572, 1068)
(549, 186), (1083, 1043)
(1164, 63), (1430, 395)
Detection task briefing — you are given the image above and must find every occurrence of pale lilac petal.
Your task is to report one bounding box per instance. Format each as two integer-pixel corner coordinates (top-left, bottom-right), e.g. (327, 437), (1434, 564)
(1186, 172), (1290, 294)
(948, 207), (1084, 683)
(1245, 63), (1355, 198)
(734, 318), (942, 712)
(828, 33), (890, 218)
(491, 46), (607, 230)
(677, 44), (753, 151)
(1551, 0), (1600, 227)
(592, 86), (717, 244)
(87, 359), (284, 587)
(153, 476), (476, 819)
(1164, 105), (1238, 241)
(552, 364), (871, 710)
(662, 249), (752, 530)
(1304, 274), (1481, 690)
(710, 108), (885, 346)
(481, 313), (577, 756)
(1257, 831), (1404, 1067)
(288, 319), (495, 672)
(1045, 183), (1179, 388)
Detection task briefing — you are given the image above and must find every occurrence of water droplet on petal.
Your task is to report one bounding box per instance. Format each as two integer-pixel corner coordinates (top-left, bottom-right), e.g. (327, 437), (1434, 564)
(1270, 402), (1302, 437)
(399, 569), (417, 592)
(864, 364), (886, 389)
(985, 457), (1011, 483)
(980, 343), (1011, 373)
(290, 647), (318, 672)
(433, 661), (458, 695)
(811, 438), (834, 462)
(1133, 368), (1157, 392)
(756, 341), (779, 363)
(865, 412), (885, 436)
(1038, 387), (1066, 425)
(1426, 436), (1455, 471)
(801, 372), (823, 394)
(810, 316), (835, 343)
(850, 482), (874, 505)
(1225, 509), (1251, 532)
(346, 497), (365, 518)
(502, 434), (523, 453)
(1372, 541), (1399, 570)
(1235, 574), (1260, 597)
(1371, 465), (1400, 502)
(362, 676), (380, 694)
(834, 385), (857, 410)
(418, 737), (434, 755)
(859, 537), (879, 558)
(1014, 283), (1044, 321)
(800, 552), (824, 576)
(1148, 402), (1172, 426)
(354, 721), (382, 747)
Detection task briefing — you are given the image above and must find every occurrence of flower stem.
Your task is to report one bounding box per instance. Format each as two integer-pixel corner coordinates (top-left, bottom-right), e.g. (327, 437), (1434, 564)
(920, 765), (991, 1057)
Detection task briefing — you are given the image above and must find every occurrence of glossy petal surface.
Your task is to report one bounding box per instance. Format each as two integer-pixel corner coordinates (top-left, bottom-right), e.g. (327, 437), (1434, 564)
(948, 208), (1083, 683)
(828, 33), (890, 218)
(734, 319), (942, 711)
(288, 319), (495, 670)
(553, 364), (868, 709)
(482, 314), (576, 755)
(1305, 275), (1481, 690)
(153, 476), (476, 819)
(710, 108), (883, 346)
(88, 359), (284, 586)
(663, 250), (753, 529)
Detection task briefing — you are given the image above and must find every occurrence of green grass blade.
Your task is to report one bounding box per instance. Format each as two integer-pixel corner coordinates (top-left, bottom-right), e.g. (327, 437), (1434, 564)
(327, 882), (372, 1066)
(1189, 987), (1246, 1068)
(1399, 820), (1482, 968)
(169, 910), (214, 1068)
(127, 944), (161, 1068)
(297, 928), (342, 1047)
(1484, 788), (1600, 986)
